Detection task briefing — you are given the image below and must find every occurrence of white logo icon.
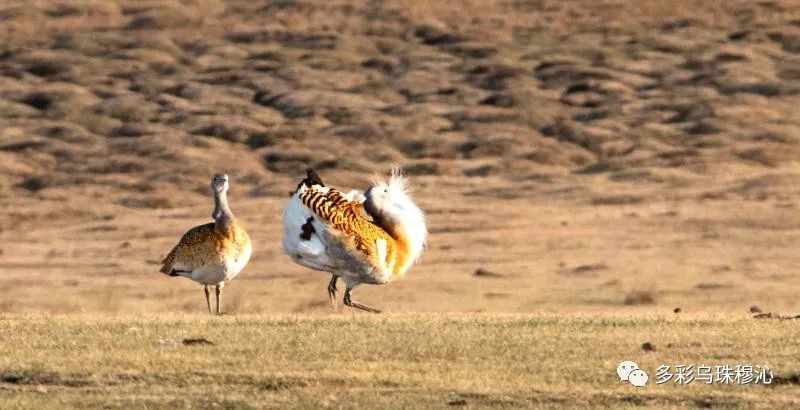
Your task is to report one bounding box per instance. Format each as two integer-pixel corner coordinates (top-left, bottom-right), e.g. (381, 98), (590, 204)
(617, 360), (649, 387)
(628, 369), (649, 387)
(617, 360), (639, 381)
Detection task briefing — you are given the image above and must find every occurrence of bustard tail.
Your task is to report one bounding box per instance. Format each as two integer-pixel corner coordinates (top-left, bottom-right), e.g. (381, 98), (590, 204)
(159, 249), (177, 275)
(295, 168), (324, 192)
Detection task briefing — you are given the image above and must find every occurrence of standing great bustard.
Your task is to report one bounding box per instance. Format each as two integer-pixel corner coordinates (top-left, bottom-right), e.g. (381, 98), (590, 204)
(160, 173), (252, 315)
(282, 168), (427, 313)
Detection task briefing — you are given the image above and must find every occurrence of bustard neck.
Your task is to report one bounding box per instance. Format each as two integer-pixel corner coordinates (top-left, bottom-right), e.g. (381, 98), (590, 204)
(212, 189), (234, 221)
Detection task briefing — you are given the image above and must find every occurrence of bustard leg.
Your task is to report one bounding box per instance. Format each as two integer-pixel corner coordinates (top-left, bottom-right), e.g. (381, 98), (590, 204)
(215, 285), (222, 315)
(327, 275), (338, 309)
(343, 287), (381, 314)
(204, 285), (212, 314)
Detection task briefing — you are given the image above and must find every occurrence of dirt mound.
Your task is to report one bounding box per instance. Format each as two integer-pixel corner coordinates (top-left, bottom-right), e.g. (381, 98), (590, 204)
(1, 0), (798, 212)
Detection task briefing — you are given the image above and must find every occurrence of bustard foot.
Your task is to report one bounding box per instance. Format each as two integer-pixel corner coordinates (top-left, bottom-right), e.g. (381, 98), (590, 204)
(204, 285), (212, 314)
(215, 285), (222, 315)
(327, 275), (339, 310)
(343, 287), (381, 314)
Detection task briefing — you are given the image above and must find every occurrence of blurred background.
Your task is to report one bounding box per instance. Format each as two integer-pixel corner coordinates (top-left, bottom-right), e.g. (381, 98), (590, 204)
(0, 0), (798, 314)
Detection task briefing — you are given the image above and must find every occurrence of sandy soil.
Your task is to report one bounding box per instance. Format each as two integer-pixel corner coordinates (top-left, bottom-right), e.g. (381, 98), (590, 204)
(0, 0), (799, 315)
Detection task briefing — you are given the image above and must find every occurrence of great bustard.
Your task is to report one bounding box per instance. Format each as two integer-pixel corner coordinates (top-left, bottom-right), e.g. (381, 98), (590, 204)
(282, 168), (427, 313)
(160, 173), (252, 314)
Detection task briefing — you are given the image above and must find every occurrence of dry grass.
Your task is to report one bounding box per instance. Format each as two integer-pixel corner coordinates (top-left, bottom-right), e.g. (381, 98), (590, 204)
(1, 314), (799, 408)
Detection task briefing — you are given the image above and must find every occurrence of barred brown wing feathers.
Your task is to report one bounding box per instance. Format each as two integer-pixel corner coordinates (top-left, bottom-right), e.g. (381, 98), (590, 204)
(159, 222), (255, 275)
(299, 187), (392, 260)
(301, 190), (328, 218)
(159, 223), (212, 274)
(180, 223), (216, 246)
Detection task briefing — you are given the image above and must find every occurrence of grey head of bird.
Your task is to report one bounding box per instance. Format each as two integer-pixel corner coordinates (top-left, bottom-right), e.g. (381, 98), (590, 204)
(211, 173), (229, 193)
(364, 170), (424, 229)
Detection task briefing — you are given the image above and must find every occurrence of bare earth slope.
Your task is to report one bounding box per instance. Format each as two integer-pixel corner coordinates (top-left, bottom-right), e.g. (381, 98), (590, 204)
(0, 0), (799, 314)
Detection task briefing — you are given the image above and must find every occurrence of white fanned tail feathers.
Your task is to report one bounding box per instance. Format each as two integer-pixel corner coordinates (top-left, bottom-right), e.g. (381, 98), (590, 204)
(369, 168), (427, 275)
(388, 169), (426, 266)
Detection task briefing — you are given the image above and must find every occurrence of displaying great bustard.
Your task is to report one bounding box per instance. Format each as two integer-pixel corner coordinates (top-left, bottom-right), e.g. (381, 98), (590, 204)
(160, 173), (252, 315)
(282, 168), (427, 313)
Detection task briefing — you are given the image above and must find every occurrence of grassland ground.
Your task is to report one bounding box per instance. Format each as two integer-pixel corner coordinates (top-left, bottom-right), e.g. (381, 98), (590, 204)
(0, 314), (798, 408)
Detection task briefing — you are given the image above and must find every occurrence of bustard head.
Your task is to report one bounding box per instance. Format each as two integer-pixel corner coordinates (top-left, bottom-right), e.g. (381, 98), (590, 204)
(211, 173), (229, 194)
(365, 169), (426, 242)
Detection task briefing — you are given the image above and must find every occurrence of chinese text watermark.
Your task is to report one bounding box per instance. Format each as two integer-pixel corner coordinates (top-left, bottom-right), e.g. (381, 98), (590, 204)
(655, 364), (773, 385)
